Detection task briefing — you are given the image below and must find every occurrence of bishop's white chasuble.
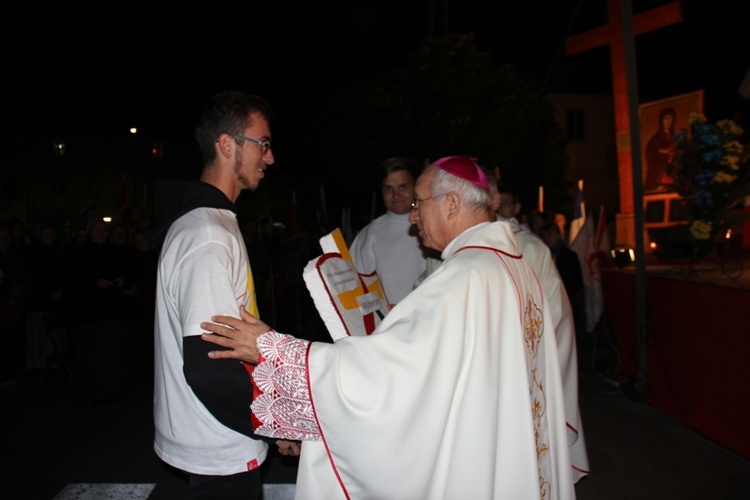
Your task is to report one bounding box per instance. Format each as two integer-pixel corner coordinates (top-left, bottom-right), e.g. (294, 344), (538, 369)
(251, 221), (575, 499)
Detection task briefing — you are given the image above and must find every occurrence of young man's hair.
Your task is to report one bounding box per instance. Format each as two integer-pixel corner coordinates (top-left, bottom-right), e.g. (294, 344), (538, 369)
(380, 157), (417, 183)
(194, 91), (274, 166)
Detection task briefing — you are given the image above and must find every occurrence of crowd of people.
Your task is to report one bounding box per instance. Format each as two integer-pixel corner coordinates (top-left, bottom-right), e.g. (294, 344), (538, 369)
(0, 216), (159, 397)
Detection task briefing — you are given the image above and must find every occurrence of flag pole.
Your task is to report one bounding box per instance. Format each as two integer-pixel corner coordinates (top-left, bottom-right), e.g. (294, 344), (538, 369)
(537, 186), (544, 213)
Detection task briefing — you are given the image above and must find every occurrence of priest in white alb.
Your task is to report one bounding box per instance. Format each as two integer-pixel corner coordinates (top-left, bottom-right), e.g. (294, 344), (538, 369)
(495, 182), (590, 483)
(349, 157), (428, 305)
(201, 156), (576, 500)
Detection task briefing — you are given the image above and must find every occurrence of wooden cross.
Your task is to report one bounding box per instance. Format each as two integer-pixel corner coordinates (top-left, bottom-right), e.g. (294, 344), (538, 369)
(565, 0), (682, 245)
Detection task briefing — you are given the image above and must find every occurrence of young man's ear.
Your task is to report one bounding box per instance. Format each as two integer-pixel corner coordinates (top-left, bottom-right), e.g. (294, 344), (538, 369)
(216, 133), (235, 159)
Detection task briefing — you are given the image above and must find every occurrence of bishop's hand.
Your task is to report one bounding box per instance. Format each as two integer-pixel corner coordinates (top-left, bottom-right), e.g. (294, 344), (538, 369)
(201, 307), (271, 364)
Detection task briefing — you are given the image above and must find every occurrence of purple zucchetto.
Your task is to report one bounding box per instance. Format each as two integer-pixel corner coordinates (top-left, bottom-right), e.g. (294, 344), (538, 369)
(432, 156), (490, 191)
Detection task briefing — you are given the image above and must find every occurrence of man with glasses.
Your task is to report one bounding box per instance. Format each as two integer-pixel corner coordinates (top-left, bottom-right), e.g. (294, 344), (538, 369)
(349, 157), (429, 305)
(200, 156), (575, 499)
(152, 91), (298, 500)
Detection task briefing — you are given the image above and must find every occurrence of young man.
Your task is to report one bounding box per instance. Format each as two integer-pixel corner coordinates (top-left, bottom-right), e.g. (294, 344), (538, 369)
(152, 91), (298, 500)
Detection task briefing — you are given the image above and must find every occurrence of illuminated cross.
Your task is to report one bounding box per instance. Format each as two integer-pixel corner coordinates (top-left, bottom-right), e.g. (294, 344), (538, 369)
(565, 0), (682, 245)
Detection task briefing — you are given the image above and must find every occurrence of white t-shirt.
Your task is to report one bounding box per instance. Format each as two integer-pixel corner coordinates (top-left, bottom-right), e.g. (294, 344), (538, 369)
(153, 207), (268, 475)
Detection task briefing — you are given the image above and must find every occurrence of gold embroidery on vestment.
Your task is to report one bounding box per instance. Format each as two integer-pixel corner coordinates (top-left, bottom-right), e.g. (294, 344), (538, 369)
(523, 293), (544, 358)
(522, 291), (550, 497)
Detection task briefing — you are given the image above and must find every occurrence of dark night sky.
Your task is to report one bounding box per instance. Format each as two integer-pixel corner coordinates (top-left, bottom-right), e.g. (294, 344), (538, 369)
(4, 0), (749, 191)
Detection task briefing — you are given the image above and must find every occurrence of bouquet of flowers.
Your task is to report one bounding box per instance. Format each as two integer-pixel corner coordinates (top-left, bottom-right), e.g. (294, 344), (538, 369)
(670, 113), (749, 258)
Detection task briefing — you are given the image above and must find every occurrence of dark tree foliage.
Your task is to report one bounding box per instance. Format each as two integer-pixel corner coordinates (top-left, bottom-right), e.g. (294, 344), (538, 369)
(311, 33), (570, 224)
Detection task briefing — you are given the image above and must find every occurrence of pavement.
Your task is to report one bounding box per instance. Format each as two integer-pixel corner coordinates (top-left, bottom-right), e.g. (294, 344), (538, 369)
(3, 322), (750, 500)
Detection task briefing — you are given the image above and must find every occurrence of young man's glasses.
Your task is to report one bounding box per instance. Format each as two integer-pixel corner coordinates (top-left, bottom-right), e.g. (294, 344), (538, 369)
(231, 133), (271, 155)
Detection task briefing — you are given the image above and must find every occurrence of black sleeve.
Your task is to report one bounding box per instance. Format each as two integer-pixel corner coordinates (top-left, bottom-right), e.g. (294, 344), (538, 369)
(183, 335), (275, 444)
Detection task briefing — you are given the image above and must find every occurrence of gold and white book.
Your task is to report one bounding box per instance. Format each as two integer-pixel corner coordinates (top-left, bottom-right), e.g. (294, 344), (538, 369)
(302, 228), (389, 341)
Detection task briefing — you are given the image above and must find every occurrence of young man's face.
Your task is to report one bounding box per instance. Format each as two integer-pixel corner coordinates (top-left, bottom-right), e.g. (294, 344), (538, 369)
(233, 112), (274, 192)
(381, 170), (415, 215)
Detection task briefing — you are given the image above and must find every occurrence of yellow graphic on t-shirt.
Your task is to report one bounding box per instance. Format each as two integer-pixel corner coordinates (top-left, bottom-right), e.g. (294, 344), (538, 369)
(246, 266), (259, 318)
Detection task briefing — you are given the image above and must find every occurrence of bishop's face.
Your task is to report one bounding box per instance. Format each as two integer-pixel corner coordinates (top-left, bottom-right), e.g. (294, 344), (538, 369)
(408, 168), (449, 251)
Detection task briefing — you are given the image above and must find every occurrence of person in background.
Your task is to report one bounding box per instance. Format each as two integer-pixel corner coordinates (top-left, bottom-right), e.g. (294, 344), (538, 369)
(107, 223), (139, 300)
(25, 222), (68, 373)
(0, 221), (29, 388)
(27, 222), (66, 315)
(349, 157), (428, 305)
(528, 210), (549, 237)
(9, 218), (31, 250)
(131, 230), (159, 386)
(554, 209), (569, 245)
(495, 182), (590, 483)
(540, 222), (585, 335)
(71, 225), (88, 249)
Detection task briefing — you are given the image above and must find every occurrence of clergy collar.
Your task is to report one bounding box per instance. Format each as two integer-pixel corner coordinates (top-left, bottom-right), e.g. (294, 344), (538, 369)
(441, 221), (492, 260)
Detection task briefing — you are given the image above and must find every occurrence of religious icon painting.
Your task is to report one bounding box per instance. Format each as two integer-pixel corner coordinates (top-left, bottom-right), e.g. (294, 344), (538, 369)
(639, 90), (704, 193)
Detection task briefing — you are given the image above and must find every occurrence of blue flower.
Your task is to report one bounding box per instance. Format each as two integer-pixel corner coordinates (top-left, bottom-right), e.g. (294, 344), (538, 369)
(699, 133), (721, 147)
(701, 149), (722, 163)
(693, 189), (714, 210)
(672, 115), (748, 237)
(694, 170), (715, 186)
